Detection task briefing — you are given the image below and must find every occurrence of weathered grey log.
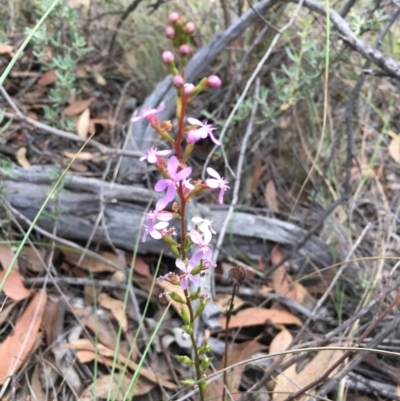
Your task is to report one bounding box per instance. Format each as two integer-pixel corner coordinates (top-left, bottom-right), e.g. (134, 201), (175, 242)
(1, 165), (333, 273)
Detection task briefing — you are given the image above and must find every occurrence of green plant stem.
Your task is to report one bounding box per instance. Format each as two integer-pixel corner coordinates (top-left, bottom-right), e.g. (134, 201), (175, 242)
(222, 282), (238, 401)
(184, 289), (205, 401)
(176, 90), (205, 401)
(175, 92), (188, 160)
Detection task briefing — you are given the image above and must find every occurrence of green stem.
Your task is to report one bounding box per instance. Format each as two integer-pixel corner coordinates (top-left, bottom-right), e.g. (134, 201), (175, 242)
(184, 289), (205, 401)
(176, 89), (205, 401)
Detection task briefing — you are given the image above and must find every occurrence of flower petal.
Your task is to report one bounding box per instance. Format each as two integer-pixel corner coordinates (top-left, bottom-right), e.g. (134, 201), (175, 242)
(175, 258), (186, 271)
(190, 229), (203, 245)
(180, 277), (189, 290)
(205, 178), (220, 189)
(167, 156), (179, 176)
(187, 117), (202, 126)
(206, 167), (220, 179)
(174, 166), (192, 182)
(155, 179), (170, 192)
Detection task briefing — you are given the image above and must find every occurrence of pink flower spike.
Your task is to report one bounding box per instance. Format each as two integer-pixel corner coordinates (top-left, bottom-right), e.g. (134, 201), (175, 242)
(154, 156), (192, 210)
(140, 147), (172, 164)
(206, 167), (230, 204)
(187, 117), (220, 145)
(176, 258), (198, 290)
(131, 104), (165, 124)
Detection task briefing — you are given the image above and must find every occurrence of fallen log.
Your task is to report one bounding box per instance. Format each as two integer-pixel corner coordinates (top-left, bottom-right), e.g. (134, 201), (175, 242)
(2, 165), (334, 276)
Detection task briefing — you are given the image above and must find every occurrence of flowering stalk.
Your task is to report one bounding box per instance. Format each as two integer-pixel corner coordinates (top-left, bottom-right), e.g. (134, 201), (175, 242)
(133, 12), (228, 400)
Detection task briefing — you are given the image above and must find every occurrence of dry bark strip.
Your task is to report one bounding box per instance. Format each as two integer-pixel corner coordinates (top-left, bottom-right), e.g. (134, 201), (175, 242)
(2, 165), (334, 275)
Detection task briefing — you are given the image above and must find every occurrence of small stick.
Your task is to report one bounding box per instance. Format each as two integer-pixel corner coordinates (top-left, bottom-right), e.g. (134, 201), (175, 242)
(222, 265), (246, 401)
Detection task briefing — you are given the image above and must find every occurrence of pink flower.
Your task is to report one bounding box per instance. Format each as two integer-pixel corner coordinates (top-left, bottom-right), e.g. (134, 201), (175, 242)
(131, 104), (165, 124)
(206, 167), (230, 204)
(140, 147), (172, 164)
(192, 217), (215, 242)
(176, 254), (202, 290)
(143, 221), (169, 242)
(181, 179), (194, 196)
(190, 229), (212, 261)
(187, 118), (220, 145)
(155, 156), (192, 210)
(142, 210), (173, 242)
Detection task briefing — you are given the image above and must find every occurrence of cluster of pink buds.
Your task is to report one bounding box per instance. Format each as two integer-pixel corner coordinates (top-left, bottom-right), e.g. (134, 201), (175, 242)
(131, 12), (229, 395)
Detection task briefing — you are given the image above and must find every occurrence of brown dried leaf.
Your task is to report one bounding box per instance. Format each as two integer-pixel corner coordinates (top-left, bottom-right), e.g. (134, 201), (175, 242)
(220, 307), (302, 329)
(251, 158), (262, 192)
(389, 133), (400, 163)
(0, 44), (14, 56)
(41, 299), (59, 346)
(132, 256), (151, 277)
(76, 108), (90, 139)
(80, 373), (153, 400)
(63, 250), (124, 273)
(85, 313), (119, 351)
(265, 180), (279, 211)
(64, 98), (93, 116)
(62, 151), (95, 160)
(98, 293), (128, 332)
(0, 302), (17, 325)
(0, 290), (47, 384)
(38, 70), (57, 86)
(16, 147), (31, 168)
(30, 364), (47, 401)
(214, 293), (246, 313)
(19, 247), (46, 274)
(0, 269), (31, 301)
(272, 345), (345, 400)
(64, 340), (177, 389)
(206, 340), (268, 400)
(269, 328), (293, 362)
(0, 244), (19, 271)
(271, 246), (297, 301)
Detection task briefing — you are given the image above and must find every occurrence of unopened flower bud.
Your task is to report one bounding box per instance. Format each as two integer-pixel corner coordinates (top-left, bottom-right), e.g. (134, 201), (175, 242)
(162, 50), (174, 63)
(184, 21), (195, 34)
(178, 44), (190, 55)
(184, 83), (194, 95)
(168, 12), (180, 24)
(165, 26), (175, 39)
(206, 75), (222, 89)
(172, 75), (184, 88)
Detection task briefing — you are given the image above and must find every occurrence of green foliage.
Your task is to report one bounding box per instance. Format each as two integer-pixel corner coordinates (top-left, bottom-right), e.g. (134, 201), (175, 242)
(25, 0), (91, 130)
